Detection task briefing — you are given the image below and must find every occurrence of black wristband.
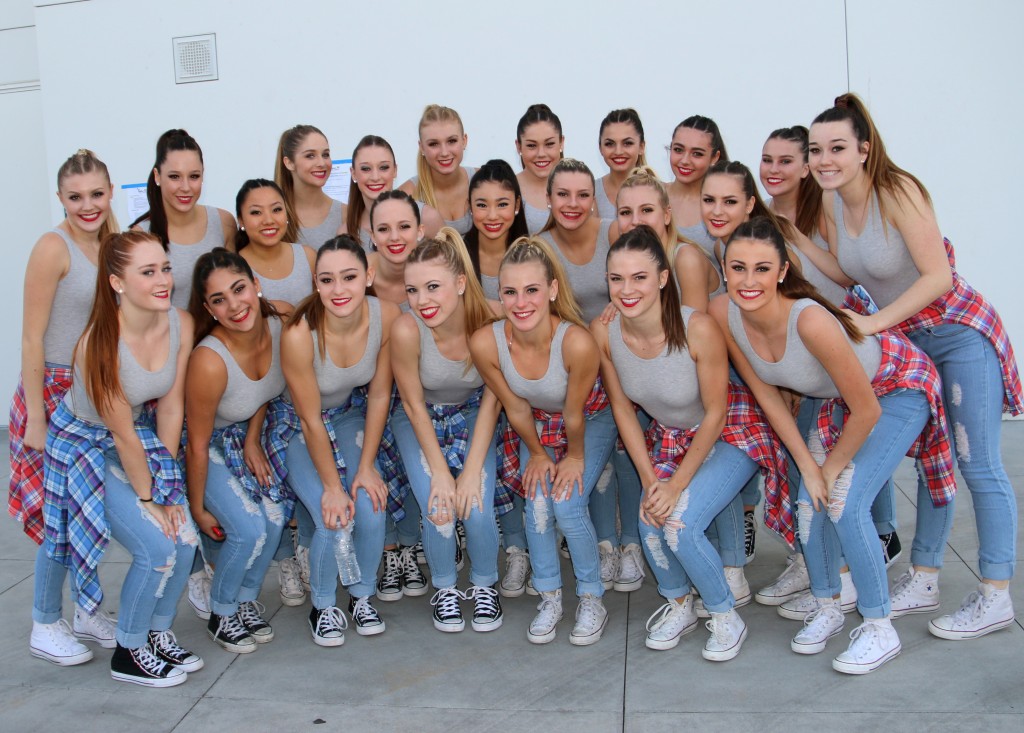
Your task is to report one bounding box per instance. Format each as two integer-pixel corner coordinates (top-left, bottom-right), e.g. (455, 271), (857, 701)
(139, 497), (154, 503)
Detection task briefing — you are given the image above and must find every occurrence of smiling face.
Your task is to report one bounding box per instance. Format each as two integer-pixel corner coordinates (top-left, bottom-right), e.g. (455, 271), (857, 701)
(472, 180), (519, 242)
(284, 132), (332, 188)
(701, 173), (755, 240)
(724, 237), (788, 313)
(404, 259), (464, 330)
(239, 186), (288, 248)
(547, 171), (595, 231)
(371, 197), (422, 264)
(808, 120), (868, 191)
(516, 120), (562, 181)
(316, 249), (371, 319)
(112, 238), (173, 312)
(760, 138), (808, 199)
(600, 121), (645, 174)
(155, 149), (203, 215)
(616, 184), (672, 238)
(352, 145), (397, 202)
(668, 127), (719, 184)
(607, 248), (667, 321)
(499, 260), (556, 332)
(58, 171), (113, 237)
(202, 267), (262, 332)
(419, 121), (467, 177)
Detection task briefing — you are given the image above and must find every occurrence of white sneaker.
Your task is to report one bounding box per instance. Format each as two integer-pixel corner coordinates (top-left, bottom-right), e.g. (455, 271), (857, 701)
(695, 567), (752, 618)
(295, 545), (312, 592)
(832, 617), (901, 674)
(791, 599), (845, 655)
(701, 609), (747, 661)
(73, 606), (117, 649)
(188, 569), (212, 620)
(928, 583), (1015, 640)
(598, 541), (619, 591)
(755, 554), (810, 605)
(30, 619), (94, 666)
(570, 593), (608, 646)
(645, 597), (698, 650)
(528, 589), (563, 644)
(890, 569), (939, 618)
(614, 544), (645, 592)
(278, 557), (307, 607)
(499, 546), (531, 598)
(778, 571), (857, 620)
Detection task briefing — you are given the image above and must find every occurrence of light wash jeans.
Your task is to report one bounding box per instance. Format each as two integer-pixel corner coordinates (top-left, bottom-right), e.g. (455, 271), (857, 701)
(285, 407), (388, 604)
(800, 389), (930, 618)
(390, 404), (499, 588)
(523, 408), (617, 598)
(588, 447), (643, 547)
(639, 441), (757, 613)
(384, 493), (423, 547)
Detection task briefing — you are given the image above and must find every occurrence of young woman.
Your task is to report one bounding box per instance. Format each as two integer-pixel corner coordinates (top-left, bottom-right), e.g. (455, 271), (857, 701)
(185, 249), (290, 654)
(131, 129), (236, 308)
(344, 135), (442, 248)
(594, 108), (647, 221)
(275, 124), (344, 248)
(390, 228), (503, 632)
(464, 159), (530, 302)
(710, 216), (954, 674)
(400, 105), (475, 234)
(470, 237), (617, 645)
(666, 116), (729, 259)
(809, 94), (1022, 639)
(514, 104), (564, 234)
(39, 231), (199, 686)
(280, 235), (399, 644)
(15, 150), (119, 662)
(594, 225), (789, 661)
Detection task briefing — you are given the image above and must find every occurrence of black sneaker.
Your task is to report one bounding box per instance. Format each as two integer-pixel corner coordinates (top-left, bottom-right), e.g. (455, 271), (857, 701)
(207, 612), (256, 654)
(399, 545), (428, 596)
(348, 595), (386, 636)
(110, 642), (187, 687)
(430, 586), (465, 632)
(456, 520), (467, 550)
(880, 531), (903, 569)
(412, 540), (427, 566)
(559, 536), (571, 559)
(455, 540), (465, 572)
(148, 630), (203, 672)
(744, 510), (756, 564)
(238, 601), (274, 643)
(376, 549), (404, 601)
(466, 584), (503, 632)
(308, 606), (347, 647)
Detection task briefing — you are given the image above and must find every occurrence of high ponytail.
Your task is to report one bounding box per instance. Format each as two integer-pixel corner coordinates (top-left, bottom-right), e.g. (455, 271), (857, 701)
(499, 236), (585, 328)
(57, 149), (119, 241)
(130, 129), (203, 247)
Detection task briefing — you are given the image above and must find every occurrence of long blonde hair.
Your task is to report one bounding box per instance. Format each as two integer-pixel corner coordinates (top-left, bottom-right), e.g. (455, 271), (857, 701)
(414, 104), (465, 209)
(499, 236), (585, 328)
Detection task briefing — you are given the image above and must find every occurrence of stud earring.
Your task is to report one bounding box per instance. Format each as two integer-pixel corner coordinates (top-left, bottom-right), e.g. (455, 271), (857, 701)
(778, 278), (784, 284)
(458, 289), (465, 295)
(240, 226), (245, 231)
(550, 295), (556, 302)
(118, 289), (123, 294)
(257, 290), (263, 297)
(213, 315), (218, 321)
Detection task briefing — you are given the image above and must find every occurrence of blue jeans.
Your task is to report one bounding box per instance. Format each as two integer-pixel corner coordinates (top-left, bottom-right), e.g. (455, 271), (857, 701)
(524, 407), (617, 597)
(498, 493), (527, 550)
(384, 492), (423, 547)
(639, 441), (757, 613)
(589, 441), (644, 548)
(273, 502), (316, 561)
(286, 408), (387, 604)
(390, 404), (499, 588)
(799, 389), (930, 618)
(202, 449), (287, 617)
(909, 324), (1016, 580)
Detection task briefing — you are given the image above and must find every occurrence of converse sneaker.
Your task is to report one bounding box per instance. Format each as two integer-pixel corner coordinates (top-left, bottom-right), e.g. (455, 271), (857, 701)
(455, 539), (465, 572)
(879, 531), (902, 569)
(779, 571), (857, 620)
(73, 606), (117, 649)
(559, 536), (571, 560)
(412, 540), (427, 566)
(187, 569), (212, 620)
(614, 543), (645, 592)
(528, 589), (563, 644)
(456, 520), (467, 550)
(30, 619), (93, 666)
(308, 606), (347, 647)
(702, 608), (747, 661)
(110, 642), (186, 687)
(928, 583), (1015, 640)
(348, 595), (386, 636)
(570, 593), (608, 646)
(696, 567), (752, 618)
(645, 597), (698, 650)
(149, 629), (204, 672)
(466, 585), (504, 632)
(376, 549), (404, 601)
(238, 600), (274, 643)
(295, 544), (312, 592)
(399, 545), (428, 596)
(890, 569), (940, 618)
(791, 599), (845, 655)
(743, 509), (756, 564)
(207, 612), (256, 653)
(500, 546), (531, 598)
(430, 586), (466, 632)
(278, 557), (307, 607)
(525, 577), (539, 596)
(832, 617), (901, 674)
(598, 541), (620, 590)
(755, 553), (810, 606)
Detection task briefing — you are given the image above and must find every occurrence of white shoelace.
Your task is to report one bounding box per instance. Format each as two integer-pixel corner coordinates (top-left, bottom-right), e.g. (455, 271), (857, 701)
(466, 586), (500, 617)
(315, 607), (348, 635)
(351, 597), (381, 625)
(646, 602), (675, 632)
(430, 587), (465, 618)
(950, 592), (986, 624)
(380, 550), (402, 584)
(576, 595), (604, 628)
(532, 595), (561, 630)
(238, 601), (269, 630)
(132, 643), (171, 676)
(47, 618), (83, 652)
(217, 613), (250, 641)
(150, 630), (189, 659)
(706, 614), (736, 645)
(504, 550), (529, 585)
(399, 547), (426, 582)
(619, 546), (645, 581)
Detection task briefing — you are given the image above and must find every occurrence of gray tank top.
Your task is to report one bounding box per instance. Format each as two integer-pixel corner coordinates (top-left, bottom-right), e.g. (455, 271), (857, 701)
(197, 316), (286, 428)
(481, 273), (499, 301)
(415, 315), (483, 405)
(140, 206), (226, 309)
(298, 199), (344, 249)
(410, 167), (474, 234)
(44, 228), (97, 367)
(677, 222), (719, 266)
(728, 299), (881, 399)
(609, 307), (705, 429)
(833, 192), (919, 309)
(540, 219), (612, 323)
(794, 234), (847, 308)
(675, 240), (724, 300)
(524, 201), (549, 235)
(256, 243), (313, 306)
(313, 296), (382, 409)
(66, 309), (181, 424)
(595, 176), (617, 221)
(493, 320), (570, 413)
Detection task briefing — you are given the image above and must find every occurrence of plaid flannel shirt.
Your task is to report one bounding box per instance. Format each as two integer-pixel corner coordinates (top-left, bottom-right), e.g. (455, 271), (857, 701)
(426, 388), (483, 474)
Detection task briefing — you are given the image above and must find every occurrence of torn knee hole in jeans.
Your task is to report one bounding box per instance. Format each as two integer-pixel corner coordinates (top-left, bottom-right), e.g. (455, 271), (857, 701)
(827, 464), (854, 523)
(644, 534), (671, 570)
(663, 515), (685, 552)
(531, 498), (551, 534)
(953, 422), (971, 463)
(797, 500), (813, 546)
(154, 553), (176, 598)
(595, 463), (613, 494)
(246, 533), (267, 570)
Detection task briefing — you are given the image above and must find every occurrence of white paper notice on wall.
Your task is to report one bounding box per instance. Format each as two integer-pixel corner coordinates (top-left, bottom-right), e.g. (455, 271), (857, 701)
(121, 183), (149, 223)
(324, 159), (352, 204)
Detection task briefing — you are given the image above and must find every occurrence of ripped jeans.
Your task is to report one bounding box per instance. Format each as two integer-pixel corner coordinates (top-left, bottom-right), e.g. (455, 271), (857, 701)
(799, 389), (930, 618)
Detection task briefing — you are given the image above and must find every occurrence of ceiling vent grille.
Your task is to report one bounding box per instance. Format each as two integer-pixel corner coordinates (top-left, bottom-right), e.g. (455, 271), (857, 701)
(172, 34), (218, 84)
